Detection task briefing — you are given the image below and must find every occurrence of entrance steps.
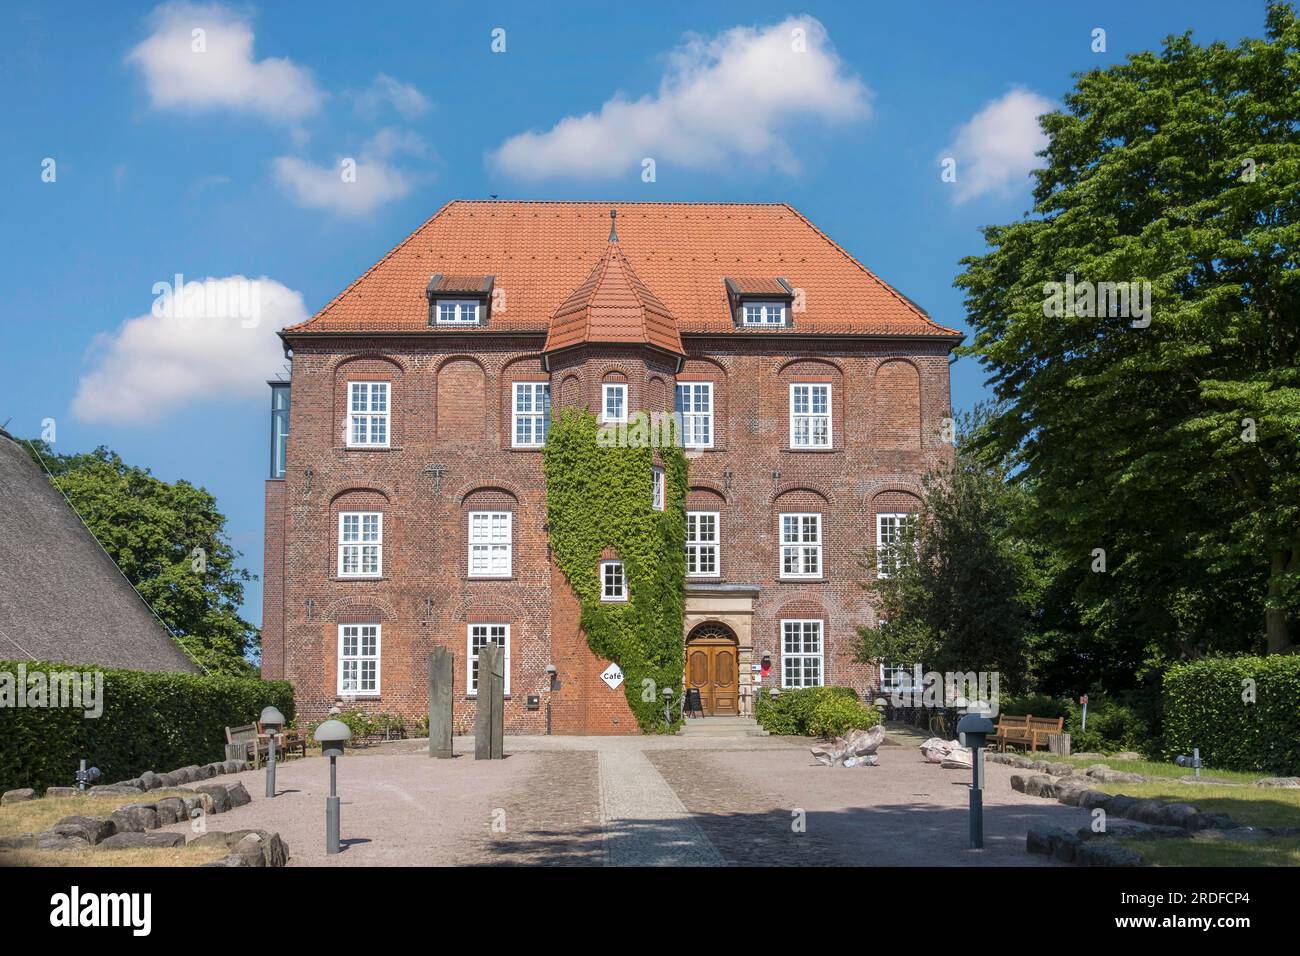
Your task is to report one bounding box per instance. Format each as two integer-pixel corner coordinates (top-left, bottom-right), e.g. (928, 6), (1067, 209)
(676, 716), (769, 738)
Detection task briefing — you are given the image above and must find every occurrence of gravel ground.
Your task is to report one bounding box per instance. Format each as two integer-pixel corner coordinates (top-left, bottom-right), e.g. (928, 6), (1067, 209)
(157, 734), (1091, 866)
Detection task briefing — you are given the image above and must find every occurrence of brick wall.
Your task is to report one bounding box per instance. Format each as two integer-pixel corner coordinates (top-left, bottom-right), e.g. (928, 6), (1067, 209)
(266, 332), (953, 727)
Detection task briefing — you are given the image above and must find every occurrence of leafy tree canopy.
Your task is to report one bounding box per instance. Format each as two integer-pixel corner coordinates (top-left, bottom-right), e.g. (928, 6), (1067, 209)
(956, 3), (1300, 656)
(24, 440), (258, 675)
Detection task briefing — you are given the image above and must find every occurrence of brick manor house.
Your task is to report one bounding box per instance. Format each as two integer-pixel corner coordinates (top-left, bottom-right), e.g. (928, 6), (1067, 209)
(261, 200), (959, 734)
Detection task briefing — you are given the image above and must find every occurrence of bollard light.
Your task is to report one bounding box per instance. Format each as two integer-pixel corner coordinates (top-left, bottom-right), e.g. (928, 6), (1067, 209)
(957, 711), (995, 850)
(260, 705), (286, 798)
(313, 718), (353, 855)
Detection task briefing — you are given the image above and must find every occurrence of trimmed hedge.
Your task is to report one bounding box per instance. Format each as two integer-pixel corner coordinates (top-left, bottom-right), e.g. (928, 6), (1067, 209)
(0, 659), (293, 793)
(755, 687), (859, 736)
(1163, 655), (1300, 776)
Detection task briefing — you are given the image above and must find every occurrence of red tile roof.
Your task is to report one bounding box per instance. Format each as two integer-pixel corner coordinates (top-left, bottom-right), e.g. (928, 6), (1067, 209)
(285, 201), (960, 340)
(544, 238), (685, 357)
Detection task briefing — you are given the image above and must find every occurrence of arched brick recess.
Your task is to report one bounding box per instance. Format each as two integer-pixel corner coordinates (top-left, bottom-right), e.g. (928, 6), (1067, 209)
(875, 359), (921, 451)
(437, 358), (486, 440)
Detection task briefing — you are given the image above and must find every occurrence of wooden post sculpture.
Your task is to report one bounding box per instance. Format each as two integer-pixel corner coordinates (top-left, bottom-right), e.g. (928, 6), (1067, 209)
(474, 642), (505, 759)
(428, 647), (454, 758)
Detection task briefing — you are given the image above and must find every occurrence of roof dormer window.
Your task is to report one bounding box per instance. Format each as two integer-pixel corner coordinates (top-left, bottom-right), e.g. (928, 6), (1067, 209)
(426, 275), (494, 328)
(724, 277), (794, 329)
(436, 299), (481, 325)
(742, 301), (787, 327)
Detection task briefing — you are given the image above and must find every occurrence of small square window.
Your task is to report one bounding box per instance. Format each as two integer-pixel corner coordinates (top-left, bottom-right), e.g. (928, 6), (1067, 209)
(603, 383), (627, 424)
(601, 561), (627, 601)
(436, 300), (480, 325)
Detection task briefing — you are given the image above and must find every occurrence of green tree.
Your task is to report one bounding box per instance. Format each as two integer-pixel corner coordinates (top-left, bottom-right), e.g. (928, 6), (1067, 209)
(857, 408), (1033, 691)
(955, 4), (1300, 657)
(24, 440), (258, 675)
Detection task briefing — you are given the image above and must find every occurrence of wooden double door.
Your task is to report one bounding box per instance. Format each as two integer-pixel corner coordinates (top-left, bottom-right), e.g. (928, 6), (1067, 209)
(685, 625), (738, 716)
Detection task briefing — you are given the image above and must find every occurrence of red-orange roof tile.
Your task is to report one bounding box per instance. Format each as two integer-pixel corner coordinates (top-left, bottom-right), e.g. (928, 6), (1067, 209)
(544, 239), (685, 357)
(284, 201), (960, 339)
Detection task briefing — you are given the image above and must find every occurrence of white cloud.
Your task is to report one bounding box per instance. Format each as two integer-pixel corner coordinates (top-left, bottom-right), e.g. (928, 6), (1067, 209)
(126, 2), (324, 123)
(72, 276), (308, 425)
(941, 88), (1052, 204)
(349, 74), (431, 120)
(488, 15), (869, 180)
(272, 128), (427, 216)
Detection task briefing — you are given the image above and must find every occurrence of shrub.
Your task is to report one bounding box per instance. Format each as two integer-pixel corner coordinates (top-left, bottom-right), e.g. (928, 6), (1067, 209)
(0, 659), (294, 793)
(755, 686), (858, 736)
(1163, 655), (1300, 776)
(808, 695), (882, 739)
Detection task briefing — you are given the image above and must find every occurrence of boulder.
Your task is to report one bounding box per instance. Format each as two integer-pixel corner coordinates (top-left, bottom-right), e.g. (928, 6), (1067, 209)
(224, 782), (252, 808)
(196, 783), (231, 814)
(110, 803), (160, 833)
(51, 815), (116, 845)
(1024, 774), (1058, 798)
(1075, 842), (1143, 866)
(1, 788), (36, 805)
(1078, 790), (1112, 811)
(154, 797), (186, 826)
(99, 831), (185, 850)
(1026, 825), (1070, 855)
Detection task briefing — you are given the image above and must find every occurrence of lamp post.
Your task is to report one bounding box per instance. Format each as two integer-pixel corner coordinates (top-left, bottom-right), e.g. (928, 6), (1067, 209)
(957, 710), (995, 850)
(313, 718), (352, 855)
(260, 705), (286, 798)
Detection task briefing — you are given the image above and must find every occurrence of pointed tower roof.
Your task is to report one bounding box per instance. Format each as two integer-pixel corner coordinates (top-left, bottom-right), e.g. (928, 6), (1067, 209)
(543, 209), (686, 358)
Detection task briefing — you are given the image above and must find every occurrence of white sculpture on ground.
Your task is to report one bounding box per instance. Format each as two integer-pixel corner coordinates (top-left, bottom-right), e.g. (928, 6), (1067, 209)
(811, 724), (886, 767)
(920, 737), (972, 768)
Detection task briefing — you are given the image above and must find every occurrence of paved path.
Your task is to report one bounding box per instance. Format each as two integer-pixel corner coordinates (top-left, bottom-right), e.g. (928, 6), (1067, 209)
(157, 734), (1091, 866)
(597, 746), (724, 866)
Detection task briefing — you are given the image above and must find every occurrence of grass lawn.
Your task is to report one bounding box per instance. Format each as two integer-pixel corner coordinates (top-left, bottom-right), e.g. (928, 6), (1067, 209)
(1039, 754), (1266, 785)
(1094, 780), (1300, 867)
(0, 844), (228, 867)
(1115, 835), (1300, 867)
(0, 790), (197, 839)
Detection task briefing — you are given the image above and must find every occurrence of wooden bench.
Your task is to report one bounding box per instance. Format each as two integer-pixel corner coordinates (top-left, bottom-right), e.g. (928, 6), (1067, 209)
(993, 714), (1065, 753)
(225, 723), (269, 768)
(257, 722), (308, 759)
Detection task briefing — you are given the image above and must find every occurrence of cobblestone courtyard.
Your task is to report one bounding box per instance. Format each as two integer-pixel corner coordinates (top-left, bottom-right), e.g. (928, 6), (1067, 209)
(160, 734), (1094, 866)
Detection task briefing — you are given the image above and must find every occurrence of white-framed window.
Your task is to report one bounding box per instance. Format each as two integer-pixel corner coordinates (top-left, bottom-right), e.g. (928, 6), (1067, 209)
(468, 511), (512, 577)
(876, 512), (915, 579)
(467, 623), (511, 695)
(781, 619), (824, 688)
(436, 299), (480, 325)
(780, 512), (822, 578)
(602, 383), (627, 424)
(347, 381), (390, 448)
(686, 511), (720, 577)
(513, 382), (551, 447)
(338, 512), (383, 577)
(790, 383), (831, 448)
(652, 467), (665, 511)
(674, 382), (713, 448)
(601, 560), (627, 601)
(742, 301), (786, 326)
(337, 623), (380, 696)
(880, 662), (916, 696)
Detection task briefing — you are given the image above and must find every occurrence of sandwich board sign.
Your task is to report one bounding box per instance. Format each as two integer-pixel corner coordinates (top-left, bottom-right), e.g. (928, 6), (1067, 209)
(601, 664), (625, 690)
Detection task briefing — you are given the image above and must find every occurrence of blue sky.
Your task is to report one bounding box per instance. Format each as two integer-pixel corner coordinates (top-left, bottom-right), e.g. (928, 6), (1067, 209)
(0, 1), (1272, 628)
